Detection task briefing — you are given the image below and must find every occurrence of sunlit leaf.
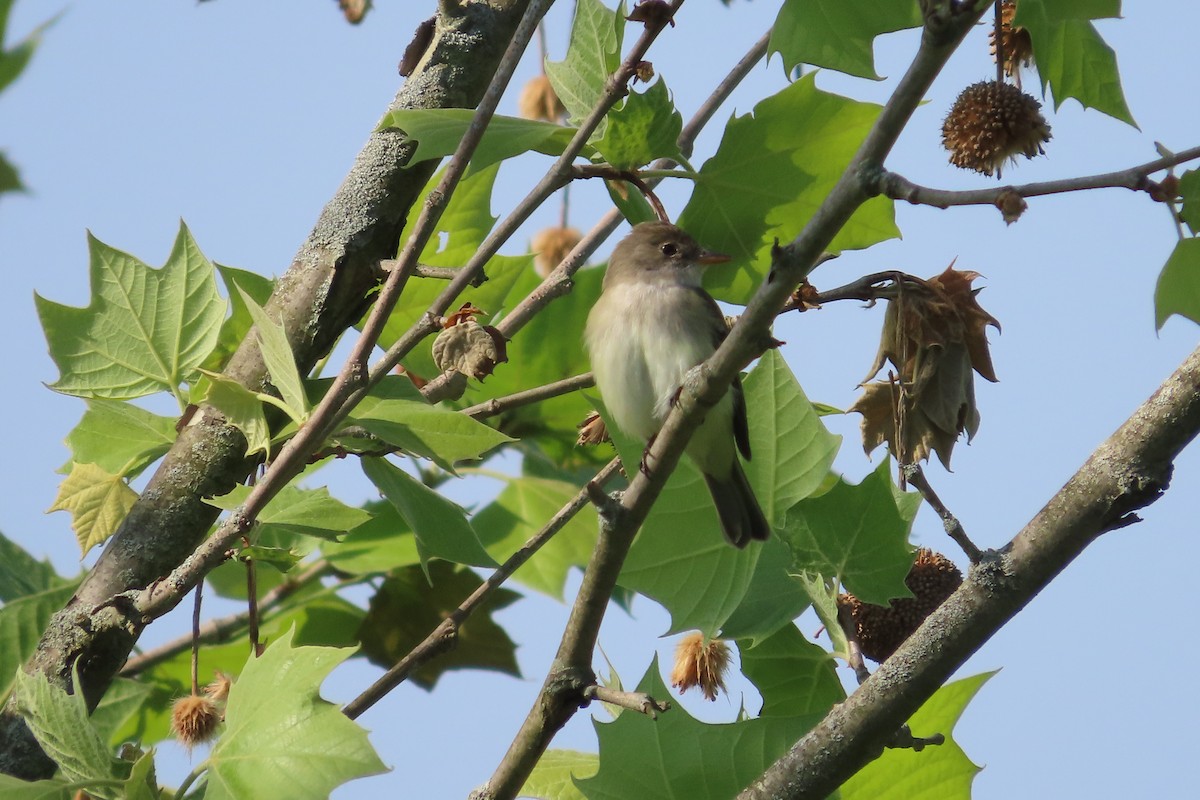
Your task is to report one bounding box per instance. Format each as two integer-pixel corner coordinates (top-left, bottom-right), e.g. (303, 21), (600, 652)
(522, 750), (597, 800)
(48, 462), (137, 557)
(1154, 238), (1200, 330)
(61, 399), (177, 478)
(545, 0), (623, 135)
(738, 623), (844, 717)
(204, 264), (275, 371)
(198, 371), (271, 457)
(205, 484), (372, 543)
(769, 0), (922, 79)
(241, 288), (309, 423)
(593, 78), (683, 169)
(0, 532), (71, 602)
(0, 584), (78, 705)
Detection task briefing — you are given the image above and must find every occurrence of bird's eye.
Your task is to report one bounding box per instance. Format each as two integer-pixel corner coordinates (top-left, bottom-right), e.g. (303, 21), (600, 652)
(660, 242), (678, 257)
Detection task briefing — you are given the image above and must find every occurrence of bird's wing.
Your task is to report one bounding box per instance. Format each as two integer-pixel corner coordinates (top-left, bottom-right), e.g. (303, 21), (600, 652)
(686, 286), (752, 461)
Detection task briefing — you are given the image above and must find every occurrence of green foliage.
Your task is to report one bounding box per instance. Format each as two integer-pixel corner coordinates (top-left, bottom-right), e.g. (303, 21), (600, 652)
(14, 668), (125, 798)
(206, 484), (372, 543)
(1015, 0), (1135, 125)
(1154, 238), (1200, 329)
(678, 74), (898, 304)
(36, 223), (226, 405)
(241, 289), (310, 423)
(0, 150), (23, 195)
(379, 109), (588, 172)
(545, 0), (624, 134)
(0, 531), (71, 602)
(738, 623), (845, 717)
(0, 773), (73, 799)
(474, 475), (600, 598)
(769, 0), (922, 80)
(61, 400), (176, 478)
(48, 462), (138, 557)
(204, 629), (387, 800)
(198, 371), (273, 456)
(839, 673), (994, 799)
(203, 264), (275, 371)
(780, 459), (917, 606)
(576, 657), (820, 800)
(0, 584), (78, 705)
(320, 500), (421, 575)
(361, 456), (495, 571)
(522, 750), (598, 800)
(357, 561), (520, 690)
(1177, 169), (1200, 236)
(593, 78), (684, 170)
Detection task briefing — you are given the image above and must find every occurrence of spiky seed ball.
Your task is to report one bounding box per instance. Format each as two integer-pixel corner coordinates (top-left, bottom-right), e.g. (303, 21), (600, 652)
(518, 75), (566, 123)
(942, 80), (1051, 177)
(531, 226), (582, 277)
(669, 632), (731, 701)
(171, 694), (222, 749)
(839, 548), (963, 662)
(203, 671), (233, 704)
(990, 2), (1034, 78)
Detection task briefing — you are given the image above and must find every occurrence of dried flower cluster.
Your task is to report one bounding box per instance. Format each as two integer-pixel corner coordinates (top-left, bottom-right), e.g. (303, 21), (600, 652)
(517, 75), (566, 123)
(850, 266), (1000, 468)
(839, 549), (963, 662)
(669, 632), (731, 701)
(531, 226), (583, 277)
(990, 2), (1034, 80)
(942, 80), (1051, 177)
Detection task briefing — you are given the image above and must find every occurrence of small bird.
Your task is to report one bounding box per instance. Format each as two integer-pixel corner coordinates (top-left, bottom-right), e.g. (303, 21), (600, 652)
(585, 221), (770, 547)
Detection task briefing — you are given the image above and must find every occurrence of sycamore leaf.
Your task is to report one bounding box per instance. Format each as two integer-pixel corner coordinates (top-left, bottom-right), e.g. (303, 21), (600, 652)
(738, 623), (844, 718)
(198, 371), (272, 457)
(240, 288), (309, 424)
(779, 459), (916, 606)
(351, 376), (514, 472)
(576, 657), (820, 800)
(1015, 0), (1135, 126)
(0, 584), (78, 706)
(769, 0), (923, 80)
(0, 0), (56, 95)
(48, 463), (137, 557)
(521, 750), (597, 800)
(1155, 238), (1200, 330)
(1178, 169), (1200, 236)
(396, 163), (499, 266)
(0, 531), (71, 602)
(61, 399), (176, 478)
(0, 151), (24, 196)
(205, 484), (372, 543)
(121, 750), (158, 800)
(14, 668), (123, 799)
(678, 74), (897, 304)
(473, 475), (599, 599)
(205, 629), (387, 800)
(204, 264), (275, 371)
(379, 109), (587, 173)
(545, 0), (623, 134)
(90, 678), (153, 748)
(0, 774), (72, 800)
(840, 673), (994, 800)
(357, 561), (520, 690)
(320, 500), (421, 575)
(36, 223), (225, 402)
(361, 457), (495, 571)
(592, 78), (683, 170)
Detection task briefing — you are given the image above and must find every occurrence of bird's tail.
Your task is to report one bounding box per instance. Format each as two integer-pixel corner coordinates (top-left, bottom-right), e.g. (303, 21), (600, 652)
(704, 463), (770, 548)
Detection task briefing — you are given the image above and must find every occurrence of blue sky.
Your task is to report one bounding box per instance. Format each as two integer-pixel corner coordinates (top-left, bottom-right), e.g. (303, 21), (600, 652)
(2, 1), (1198, 798)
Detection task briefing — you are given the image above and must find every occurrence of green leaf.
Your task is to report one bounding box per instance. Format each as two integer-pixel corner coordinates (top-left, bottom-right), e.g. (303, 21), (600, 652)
(522, 749), (598, 800)
(0, 774), (72, 800)
(361, 457), (495, 571)
(205, 484), (372, 543)
(576, 657), (820, 800)
(769, 0), (922, 80)
(0, 151), (25, 196)
(1154, 238), (1200, 329)
(36, 223), (226, 402)
(351, 376), (514, 472)
(14, 668), (123, 798)
(605, 177), (659, 226)
(779, 459), (916, 605)
(240, 289), (309, 423)
(1016, 1), (1135, 125)
(121, 749), (159, 800)
(0, 532), (70, 602)
(738, 623), (844, 718)
(237, 545), (304, 573)
(678, 74), (897, 304)
(0, 584), (78, 705)
(205, 629), (387, 800)
(714, 536), (811, 645)
(473, 475), (599, 598)
(839, 672), (994, 800)
(742, 350), (841, 521)
(48, 462), (138, 557)
(321, 500), (421, 575)
(357, 561), (520, 690)
(204, 264), (275, 371)
(593, 78), (683, 169)
(90, 678), (153, 748)
(61, 399), (177, 478)
(379, 109), (586, 173)
(545, 0), (624, 134)
(1177, 169), (1200, 236)
(397, 163), (499, 265)
(198, 371), (272, 456)
(0, 3), (55, 95)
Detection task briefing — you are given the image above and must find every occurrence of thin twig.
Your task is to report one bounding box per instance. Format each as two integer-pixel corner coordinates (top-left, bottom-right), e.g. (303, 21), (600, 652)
(582, 685), (671, 719)
(190, 582), (202, 696)
(876, 145), (1200, 211)
(242, 541), (262, 657)
(836, 600), (871, 686)
(903, 463), (984, 563)
(120, 560), (334, 676)
(461, 373), (595, 419)
(343, 457), (623, 720)
(380, 260), (489, 287)
(133, 0), (552, 621)
(886, 723), (945, 752)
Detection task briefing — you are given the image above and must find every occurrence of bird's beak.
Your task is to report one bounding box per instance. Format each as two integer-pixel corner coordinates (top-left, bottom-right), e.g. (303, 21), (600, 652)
(696, 249), (731, 265)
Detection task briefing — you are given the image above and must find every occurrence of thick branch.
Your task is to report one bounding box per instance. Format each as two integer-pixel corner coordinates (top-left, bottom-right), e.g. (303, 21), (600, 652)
(0, 0), (545, 780)
(740, 342), (1200, 799)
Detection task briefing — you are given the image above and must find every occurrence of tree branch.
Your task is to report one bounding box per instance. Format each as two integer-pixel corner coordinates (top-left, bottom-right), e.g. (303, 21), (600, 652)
(461, 373), (595, 419)
(342, 458), (623, 720)
(739, 342), (1200, 798)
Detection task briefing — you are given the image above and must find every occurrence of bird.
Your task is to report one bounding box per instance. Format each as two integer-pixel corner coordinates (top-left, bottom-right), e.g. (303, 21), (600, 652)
(585, 221), (770, 547)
